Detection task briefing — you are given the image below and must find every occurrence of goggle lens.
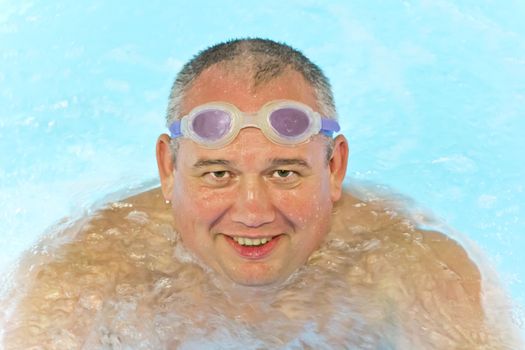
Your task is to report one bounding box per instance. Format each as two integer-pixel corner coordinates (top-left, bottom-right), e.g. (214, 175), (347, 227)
(192, 109), (232, 141)
(269, 108), (310, 137)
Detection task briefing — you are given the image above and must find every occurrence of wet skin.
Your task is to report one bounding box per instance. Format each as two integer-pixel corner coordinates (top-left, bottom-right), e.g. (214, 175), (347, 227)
(1, 66), (519, 348)
(157, 66), (348, 286)
(2, 186), (515, 348)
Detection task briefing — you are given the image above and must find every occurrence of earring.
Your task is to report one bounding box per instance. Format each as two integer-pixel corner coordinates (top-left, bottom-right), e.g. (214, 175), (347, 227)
(165, 199), (171, 204)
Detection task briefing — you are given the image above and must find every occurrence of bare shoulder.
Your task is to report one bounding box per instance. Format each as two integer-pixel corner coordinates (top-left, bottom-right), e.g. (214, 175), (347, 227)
(331, 189), (482, 309)
(333, 190), (480, 268)
(418, 228), (482, 302)
(1, 187), (175, 347)
(329, 190), (500, 345)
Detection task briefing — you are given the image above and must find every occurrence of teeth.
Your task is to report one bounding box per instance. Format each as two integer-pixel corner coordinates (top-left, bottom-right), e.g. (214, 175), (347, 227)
(233, 236), (272, 246)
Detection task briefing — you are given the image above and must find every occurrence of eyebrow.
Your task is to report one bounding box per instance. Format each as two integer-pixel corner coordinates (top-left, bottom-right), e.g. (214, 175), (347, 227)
(268, 158), (311, 168)
(192, 159), (232, 168)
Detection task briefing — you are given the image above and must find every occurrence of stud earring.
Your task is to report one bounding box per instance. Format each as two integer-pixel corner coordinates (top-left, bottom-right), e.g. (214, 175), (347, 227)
(165, 199), (171, 204)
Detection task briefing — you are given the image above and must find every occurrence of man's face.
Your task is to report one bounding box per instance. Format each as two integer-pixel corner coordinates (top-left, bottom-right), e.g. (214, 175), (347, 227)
(158, 66), (347, 286)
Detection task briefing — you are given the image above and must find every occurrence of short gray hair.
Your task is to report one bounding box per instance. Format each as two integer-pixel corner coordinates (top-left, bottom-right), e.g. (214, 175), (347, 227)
(165, 38), (337, 163)
(166, 38), (337, 125)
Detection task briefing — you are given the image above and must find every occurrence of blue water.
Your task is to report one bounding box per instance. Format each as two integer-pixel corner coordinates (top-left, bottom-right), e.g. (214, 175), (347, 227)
(1, 0), (524, 336)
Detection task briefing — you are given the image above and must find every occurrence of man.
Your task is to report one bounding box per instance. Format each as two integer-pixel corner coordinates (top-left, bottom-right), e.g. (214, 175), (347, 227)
(155, 38), (348, 288)
(1, 38), (519, 348)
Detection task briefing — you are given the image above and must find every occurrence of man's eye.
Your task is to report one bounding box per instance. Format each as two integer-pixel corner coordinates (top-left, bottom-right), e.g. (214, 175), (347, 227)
(203, 170), (232, 184)
(272, 170), (296, 178)
(211, 171), (228, 178)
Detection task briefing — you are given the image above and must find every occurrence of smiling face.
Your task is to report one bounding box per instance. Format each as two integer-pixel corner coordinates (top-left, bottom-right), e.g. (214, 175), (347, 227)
(157, 65), (348, 286)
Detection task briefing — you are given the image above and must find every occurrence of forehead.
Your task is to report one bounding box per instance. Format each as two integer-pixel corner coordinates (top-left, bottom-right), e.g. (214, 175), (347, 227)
(181, 65), (319, 114)
(178, 127), (328, 171)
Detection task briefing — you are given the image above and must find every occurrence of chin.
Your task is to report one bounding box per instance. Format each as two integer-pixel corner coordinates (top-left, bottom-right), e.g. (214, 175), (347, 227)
(232, 277), (280, 287)
(225, 264), (292, 287)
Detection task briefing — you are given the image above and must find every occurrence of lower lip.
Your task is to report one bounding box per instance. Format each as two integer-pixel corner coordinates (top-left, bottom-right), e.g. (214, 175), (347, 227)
(225, 235), (282, 260)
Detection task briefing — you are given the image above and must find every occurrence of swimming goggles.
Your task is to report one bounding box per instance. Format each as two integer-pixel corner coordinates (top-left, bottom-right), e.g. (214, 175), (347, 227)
(169, 100), (340, 149)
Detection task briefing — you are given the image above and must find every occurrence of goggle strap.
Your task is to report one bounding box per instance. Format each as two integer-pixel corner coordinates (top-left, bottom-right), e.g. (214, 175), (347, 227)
(321, 118), (340, 133)
(169, 121), (182, 138)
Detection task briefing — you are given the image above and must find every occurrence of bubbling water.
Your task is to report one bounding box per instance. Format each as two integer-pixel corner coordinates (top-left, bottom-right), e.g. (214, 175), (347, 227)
(0, 187), (520, 349)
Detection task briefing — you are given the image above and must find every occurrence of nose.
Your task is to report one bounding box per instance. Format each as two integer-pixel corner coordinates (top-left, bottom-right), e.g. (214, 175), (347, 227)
(230, 176), (275, 227)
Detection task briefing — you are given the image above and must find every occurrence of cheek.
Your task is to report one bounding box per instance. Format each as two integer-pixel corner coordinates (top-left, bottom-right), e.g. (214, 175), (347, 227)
(171, 181), (232, 223)
(274, 184), (332, 227)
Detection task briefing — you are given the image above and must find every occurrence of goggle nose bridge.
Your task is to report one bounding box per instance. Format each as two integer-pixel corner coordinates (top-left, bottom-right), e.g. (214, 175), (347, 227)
(234, 112), (269, 130)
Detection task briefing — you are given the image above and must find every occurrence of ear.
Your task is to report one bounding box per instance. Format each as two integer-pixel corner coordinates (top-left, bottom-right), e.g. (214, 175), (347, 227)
(156, 134), (175, 201)
(328, 135), (349, 202)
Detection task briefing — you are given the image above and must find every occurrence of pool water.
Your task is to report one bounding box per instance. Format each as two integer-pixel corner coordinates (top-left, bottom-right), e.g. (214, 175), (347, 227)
(1, 0), (524, 342)
(0, 190), (520, 348)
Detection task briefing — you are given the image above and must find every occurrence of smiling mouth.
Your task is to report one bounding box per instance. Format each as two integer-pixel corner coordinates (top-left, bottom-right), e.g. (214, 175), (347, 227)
(232, 236), (273, 246)
(224, 234), (282, 259)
